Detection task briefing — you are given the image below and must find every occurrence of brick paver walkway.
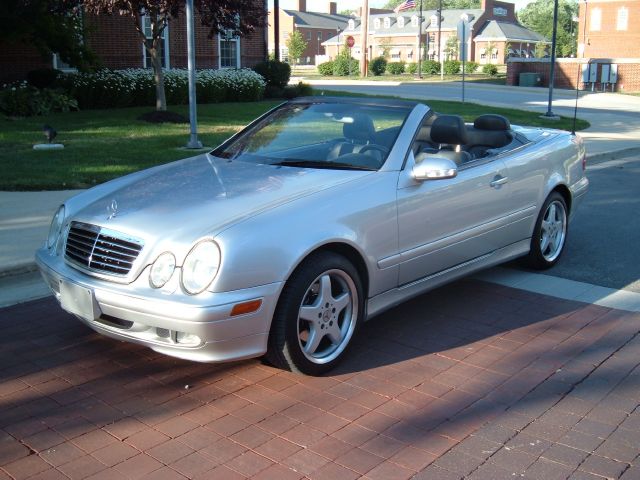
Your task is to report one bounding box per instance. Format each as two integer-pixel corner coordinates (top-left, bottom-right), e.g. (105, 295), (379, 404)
(1, 280), (639, 480)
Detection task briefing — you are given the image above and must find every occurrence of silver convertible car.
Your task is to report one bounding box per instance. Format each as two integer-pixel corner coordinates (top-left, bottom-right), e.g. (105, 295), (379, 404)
(37, 97), (588, 375)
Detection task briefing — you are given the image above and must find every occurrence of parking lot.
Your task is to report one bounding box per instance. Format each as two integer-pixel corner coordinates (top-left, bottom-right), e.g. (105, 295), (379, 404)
(2, 278), (639, 479)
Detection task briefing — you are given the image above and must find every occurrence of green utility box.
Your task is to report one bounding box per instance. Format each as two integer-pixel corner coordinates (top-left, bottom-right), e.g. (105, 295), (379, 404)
(519, 72), (542, 87)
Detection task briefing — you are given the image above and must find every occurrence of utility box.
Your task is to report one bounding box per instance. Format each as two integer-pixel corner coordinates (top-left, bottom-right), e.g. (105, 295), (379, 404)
(519, 72), (542, 87)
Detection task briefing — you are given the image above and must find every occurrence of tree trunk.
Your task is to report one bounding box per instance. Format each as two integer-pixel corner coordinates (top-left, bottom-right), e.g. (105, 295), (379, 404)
(148, 41), (167, 111)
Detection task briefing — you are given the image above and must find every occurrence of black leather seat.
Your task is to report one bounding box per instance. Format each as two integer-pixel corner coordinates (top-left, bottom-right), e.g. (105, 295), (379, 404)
(465, 114), (512, 158)
(328, 113), (377, 160)
(424, 114), (472, 165)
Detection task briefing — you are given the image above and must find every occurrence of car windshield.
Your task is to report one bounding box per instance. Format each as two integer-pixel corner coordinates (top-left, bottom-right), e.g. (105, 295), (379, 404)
(213, 101), (412, 170)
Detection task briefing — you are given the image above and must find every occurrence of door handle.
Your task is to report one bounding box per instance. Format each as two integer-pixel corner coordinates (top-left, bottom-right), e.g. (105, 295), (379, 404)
(490, 176), (508, 188)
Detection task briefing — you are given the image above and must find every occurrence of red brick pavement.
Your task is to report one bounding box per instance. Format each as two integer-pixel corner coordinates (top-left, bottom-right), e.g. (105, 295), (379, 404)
(1, 279), (639, 479)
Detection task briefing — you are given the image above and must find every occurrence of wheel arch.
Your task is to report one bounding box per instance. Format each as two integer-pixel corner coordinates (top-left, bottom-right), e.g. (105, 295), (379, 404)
(289, 242), (371, 301)
(551, 183), (572, 213)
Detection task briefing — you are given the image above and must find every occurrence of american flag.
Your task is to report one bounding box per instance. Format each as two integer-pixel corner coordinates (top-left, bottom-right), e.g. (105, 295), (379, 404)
(394, 0), (416, 13)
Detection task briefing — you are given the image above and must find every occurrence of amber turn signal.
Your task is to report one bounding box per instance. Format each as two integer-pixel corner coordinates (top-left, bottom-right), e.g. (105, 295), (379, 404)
(230, 299), (262, 317)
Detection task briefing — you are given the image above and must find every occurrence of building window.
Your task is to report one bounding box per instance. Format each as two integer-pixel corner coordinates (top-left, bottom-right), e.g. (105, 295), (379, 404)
(397, 16), (405, 28)
(384, 17), (391, 28)
(374, 18), (381, 29)
(411, 16), (419, 27)
(493, 7), (507, 16)
(307, 31), (311, 40)
(219, 29), (240, 68)
(590, 8), (601, 31)
(348, 19), (355, 30)
(317, 31), (322, 41)
(142, 15), (169, 68)
(617, 7), (628, 30)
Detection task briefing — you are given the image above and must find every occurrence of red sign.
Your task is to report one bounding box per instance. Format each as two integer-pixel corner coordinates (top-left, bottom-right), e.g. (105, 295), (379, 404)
(346, 36), (355, 48)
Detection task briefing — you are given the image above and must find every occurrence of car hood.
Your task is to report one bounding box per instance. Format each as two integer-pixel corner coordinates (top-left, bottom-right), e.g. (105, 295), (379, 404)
(66, 153), (370, 262)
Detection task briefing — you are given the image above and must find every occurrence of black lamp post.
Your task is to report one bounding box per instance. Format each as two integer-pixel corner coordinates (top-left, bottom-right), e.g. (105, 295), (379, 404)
(544, 0), (560, 119)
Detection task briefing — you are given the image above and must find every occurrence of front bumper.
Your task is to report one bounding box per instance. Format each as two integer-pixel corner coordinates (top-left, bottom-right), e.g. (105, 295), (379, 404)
(36, 248), (283, 363)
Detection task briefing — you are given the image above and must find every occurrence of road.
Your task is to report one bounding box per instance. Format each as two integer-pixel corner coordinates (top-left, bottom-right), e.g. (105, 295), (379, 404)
(543, 153), (640, 293)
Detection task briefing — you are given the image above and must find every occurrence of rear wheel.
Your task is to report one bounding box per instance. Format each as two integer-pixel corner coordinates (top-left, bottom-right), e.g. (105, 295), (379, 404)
(524, 192), (568, 269)
(266, 252), (363, 375)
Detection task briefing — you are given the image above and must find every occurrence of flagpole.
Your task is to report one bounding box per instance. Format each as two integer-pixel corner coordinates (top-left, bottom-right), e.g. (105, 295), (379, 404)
(418, 0), (423, 79)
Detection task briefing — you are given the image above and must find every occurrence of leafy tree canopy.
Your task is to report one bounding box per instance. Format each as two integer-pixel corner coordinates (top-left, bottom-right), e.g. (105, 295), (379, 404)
(382, 0), (480, 12)
(0, 0), (96, 69)
(286, 30), (307, 65)
(517, 0), (578, 57)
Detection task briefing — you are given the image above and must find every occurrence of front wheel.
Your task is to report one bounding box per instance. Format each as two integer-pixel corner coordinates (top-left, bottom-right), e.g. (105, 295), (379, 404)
(524, 192), (568, 269)
(266, 252), (363, 375)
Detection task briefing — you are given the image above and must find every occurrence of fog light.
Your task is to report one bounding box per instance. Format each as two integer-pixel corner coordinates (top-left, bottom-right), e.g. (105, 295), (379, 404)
(176, 331), (200, 345)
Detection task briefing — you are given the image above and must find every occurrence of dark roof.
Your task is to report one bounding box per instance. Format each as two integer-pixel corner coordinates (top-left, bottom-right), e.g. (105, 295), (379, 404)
(475, 20), (546, 42)
(282, 10), (350, 30)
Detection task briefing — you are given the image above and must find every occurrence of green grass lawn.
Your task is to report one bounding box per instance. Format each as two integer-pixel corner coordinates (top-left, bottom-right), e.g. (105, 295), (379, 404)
(1, 95), (589, 191)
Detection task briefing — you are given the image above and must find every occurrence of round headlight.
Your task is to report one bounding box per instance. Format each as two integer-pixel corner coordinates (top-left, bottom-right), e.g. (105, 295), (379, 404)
(149, 252), (176, 289)
(181, 241), (221, 295)
(47, 205), (66, 249)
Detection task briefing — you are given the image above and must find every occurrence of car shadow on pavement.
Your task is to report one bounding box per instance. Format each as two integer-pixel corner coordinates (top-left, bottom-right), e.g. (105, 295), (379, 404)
(1, 279), (638, 478)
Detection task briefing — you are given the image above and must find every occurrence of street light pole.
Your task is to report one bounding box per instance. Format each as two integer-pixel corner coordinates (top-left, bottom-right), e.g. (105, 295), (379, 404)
(544, 0), (560, 119)
(417, 0), (423, 79)
(185, 0), (202, 148)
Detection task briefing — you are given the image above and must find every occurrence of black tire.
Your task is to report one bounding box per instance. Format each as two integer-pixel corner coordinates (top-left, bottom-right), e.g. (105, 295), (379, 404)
(524, 191), (568, 270)
(266, 252), (363, 375)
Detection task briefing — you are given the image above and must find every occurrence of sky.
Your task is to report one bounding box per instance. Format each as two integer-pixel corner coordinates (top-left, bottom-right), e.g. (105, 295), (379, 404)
(268, 0), (535, 12)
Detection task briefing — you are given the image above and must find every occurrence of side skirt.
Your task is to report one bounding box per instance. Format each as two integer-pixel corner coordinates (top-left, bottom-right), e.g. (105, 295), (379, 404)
(365, 238), (531, 320)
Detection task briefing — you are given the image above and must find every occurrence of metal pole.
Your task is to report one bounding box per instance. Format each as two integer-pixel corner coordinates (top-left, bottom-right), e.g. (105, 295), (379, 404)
(461, 22), (465, 102)
(274, 0), (280, 61)
(185, 0), (202, 148)
(544, 0), (560, 118)
(360, 0), (369, 77)
(438, 0), (443, 80)
(417, 0), (423, 79)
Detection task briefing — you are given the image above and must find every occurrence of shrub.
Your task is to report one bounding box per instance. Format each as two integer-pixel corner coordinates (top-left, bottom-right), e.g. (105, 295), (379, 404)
(263, 85), (284, 98)
(443, 60), (461, 75)
(317, 61), (334, 76)
(283, 81), (313, 99)
(252, 60), (291, 88)
(369, 57), (388, 76)
(332, 56), (359, 76)
(482, 63), (498, 76)
(464, 61), (479, 73)
(0, 82), (78, 116)
(406, 63), (418, 74)
(66, 68), (265, 109)
(386, 62), (405, 75)
(421, 60), (441, 75)
(27, 68), (62, 89)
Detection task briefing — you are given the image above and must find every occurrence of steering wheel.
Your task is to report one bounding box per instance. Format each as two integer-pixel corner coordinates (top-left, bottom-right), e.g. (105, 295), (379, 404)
(359, 144), (389, 155)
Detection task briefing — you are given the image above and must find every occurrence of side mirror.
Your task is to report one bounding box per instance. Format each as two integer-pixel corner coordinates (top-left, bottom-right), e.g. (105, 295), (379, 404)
(412, 156), (458, 181)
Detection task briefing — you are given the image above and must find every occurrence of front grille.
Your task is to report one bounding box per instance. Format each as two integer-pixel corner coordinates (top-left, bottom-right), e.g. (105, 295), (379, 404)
(65, 222), (144, 276)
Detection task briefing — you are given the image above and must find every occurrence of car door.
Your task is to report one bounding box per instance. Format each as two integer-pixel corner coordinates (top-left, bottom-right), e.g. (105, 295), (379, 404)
(395, 154), (512, 286)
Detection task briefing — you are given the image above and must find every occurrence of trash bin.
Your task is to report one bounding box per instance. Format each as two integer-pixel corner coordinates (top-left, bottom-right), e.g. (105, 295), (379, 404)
(519, 72), (542, 87)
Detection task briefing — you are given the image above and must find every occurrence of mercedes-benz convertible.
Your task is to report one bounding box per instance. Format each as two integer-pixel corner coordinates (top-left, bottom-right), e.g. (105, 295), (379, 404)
(37, 97), (588, 375)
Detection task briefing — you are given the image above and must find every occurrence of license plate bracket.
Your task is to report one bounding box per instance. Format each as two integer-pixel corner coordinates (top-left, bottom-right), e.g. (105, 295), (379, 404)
(59, 279), (101, 322)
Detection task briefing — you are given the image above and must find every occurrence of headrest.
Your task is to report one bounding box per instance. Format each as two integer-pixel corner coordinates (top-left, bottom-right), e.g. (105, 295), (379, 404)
(474, 114), (510, 131)
(430, 115), (469, 145)
(343, 113), (375, 142)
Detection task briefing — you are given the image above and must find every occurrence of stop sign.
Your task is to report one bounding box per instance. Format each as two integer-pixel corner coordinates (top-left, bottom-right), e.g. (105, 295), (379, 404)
(346, 35), (355, 48)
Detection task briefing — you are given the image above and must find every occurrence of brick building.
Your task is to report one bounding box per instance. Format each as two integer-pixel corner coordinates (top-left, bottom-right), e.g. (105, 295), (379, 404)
(578, 0), (640, 58)
(268, 0), (350, 65)
(323, 0), (545, 65)
(0, 3), (267, 84)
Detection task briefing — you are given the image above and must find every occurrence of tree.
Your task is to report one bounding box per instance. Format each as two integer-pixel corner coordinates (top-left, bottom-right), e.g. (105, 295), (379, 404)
(77, 0), (265, 111)
(534, 42), (547, 58)
(0, 0), (96, 70)
(379, 37), (392, 59)
(517, 0), (578, 58)
(444, 35), (458, 60)
(382, 0), (479, 11)
(286, 30), (307, 66)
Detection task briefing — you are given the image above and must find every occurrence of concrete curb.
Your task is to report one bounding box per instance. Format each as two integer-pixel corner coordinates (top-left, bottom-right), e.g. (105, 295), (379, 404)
(0, 261), (39, 279)
(0, 148), (637, 280)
